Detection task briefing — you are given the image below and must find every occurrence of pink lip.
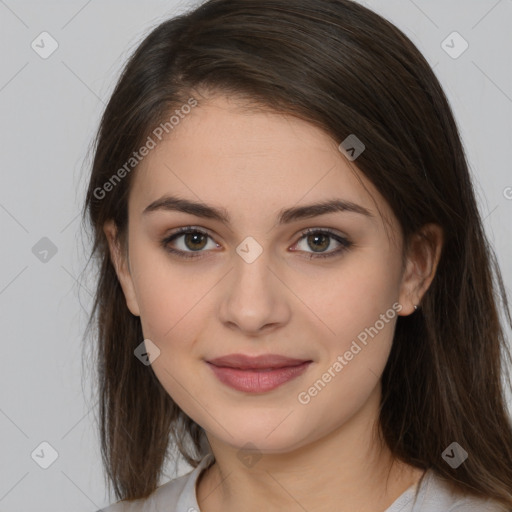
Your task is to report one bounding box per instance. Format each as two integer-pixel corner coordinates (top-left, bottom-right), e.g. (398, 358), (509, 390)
(206, 354), (312, 393)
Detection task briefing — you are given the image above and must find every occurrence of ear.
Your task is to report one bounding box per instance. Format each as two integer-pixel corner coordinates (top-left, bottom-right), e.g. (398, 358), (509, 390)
(397, 223), (443, 316)
(103, 219), (141, 317)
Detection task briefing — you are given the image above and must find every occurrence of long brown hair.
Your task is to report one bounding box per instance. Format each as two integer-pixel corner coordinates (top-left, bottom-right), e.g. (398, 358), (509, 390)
(81, 0), (512, 507)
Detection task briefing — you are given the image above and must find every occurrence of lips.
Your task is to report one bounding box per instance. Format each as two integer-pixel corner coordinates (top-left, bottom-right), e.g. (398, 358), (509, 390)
(206, 353), (312, 393)
(207, 353), (310, 370)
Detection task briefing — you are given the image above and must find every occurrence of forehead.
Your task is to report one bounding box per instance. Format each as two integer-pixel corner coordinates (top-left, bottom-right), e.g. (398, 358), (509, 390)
(129, 95), (388, 227)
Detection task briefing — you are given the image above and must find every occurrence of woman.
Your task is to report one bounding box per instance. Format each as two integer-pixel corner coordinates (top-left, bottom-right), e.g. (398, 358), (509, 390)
(83, 0), (512, 510)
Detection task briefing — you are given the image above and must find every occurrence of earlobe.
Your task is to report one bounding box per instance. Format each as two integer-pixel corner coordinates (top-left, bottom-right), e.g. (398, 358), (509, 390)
(103, 220), (141, 317)
(398, 223), (443, 316)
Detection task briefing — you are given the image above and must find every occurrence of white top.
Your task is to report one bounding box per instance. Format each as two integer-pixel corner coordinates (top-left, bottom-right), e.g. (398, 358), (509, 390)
(98, 454), (505, 512)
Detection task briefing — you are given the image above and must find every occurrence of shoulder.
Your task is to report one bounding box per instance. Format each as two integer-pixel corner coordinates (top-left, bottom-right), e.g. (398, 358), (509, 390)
(97, 473), (190, 512)
(97, 454), (214, 512)
(411, 470), (507, 512)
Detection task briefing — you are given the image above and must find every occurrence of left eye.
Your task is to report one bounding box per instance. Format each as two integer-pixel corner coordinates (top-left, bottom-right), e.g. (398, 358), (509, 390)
(292, 228), (352, 259)
(161, 227), (352, 260)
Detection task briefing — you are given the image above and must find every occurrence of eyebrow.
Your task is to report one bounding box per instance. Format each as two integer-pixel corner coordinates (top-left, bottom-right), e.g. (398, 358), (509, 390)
(142, 195), (374, 225)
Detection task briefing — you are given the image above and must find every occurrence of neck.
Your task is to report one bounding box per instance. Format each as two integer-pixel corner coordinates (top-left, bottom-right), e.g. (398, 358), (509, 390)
(196, 386), (424, 512)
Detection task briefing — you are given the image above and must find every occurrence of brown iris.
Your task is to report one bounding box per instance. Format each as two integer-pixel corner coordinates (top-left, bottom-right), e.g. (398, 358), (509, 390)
(184, 232), (208, 251)
(307, 233), (330, 252)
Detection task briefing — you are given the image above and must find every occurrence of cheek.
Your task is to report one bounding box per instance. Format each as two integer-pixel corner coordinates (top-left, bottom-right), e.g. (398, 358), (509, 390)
(130, 244), (211, 338)
(294, 252), (401, 414)
(131, 255), (210, 416)
(293, 250), (402, 347)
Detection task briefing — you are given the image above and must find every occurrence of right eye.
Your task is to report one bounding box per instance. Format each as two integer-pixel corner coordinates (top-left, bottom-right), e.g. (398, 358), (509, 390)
(161, 226), (220, 259)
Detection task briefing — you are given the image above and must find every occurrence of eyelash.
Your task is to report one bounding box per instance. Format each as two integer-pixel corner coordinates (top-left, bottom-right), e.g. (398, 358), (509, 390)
(161, 226), (353, 260)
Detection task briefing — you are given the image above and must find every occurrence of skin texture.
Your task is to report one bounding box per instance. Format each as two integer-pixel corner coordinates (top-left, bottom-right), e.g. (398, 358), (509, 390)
(104, 93), (443, 512)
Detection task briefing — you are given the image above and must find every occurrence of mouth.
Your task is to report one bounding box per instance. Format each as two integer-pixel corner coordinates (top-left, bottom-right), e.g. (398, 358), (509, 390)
(205, 354), (313, 393)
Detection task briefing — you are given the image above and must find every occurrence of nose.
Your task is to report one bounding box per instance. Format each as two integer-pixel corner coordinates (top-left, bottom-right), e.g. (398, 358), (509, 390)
(218, 244), (291, 336)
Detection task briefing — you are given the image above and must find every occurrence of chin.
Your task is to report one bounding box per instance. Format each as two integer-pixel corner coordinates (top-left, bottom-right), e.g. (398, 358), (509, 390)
(210, 410), (314, 453)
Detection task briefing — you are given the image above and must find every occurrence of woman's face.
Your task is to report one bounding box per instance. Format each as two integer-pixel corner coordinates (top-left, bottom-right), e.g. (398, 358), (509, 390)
(108, 94), (423, 454)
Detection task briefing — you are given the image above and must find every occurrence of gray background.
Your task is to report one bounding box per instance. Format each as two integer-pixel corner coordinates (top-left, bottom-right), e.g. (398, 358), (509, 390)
(0, 0), (511, 510)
